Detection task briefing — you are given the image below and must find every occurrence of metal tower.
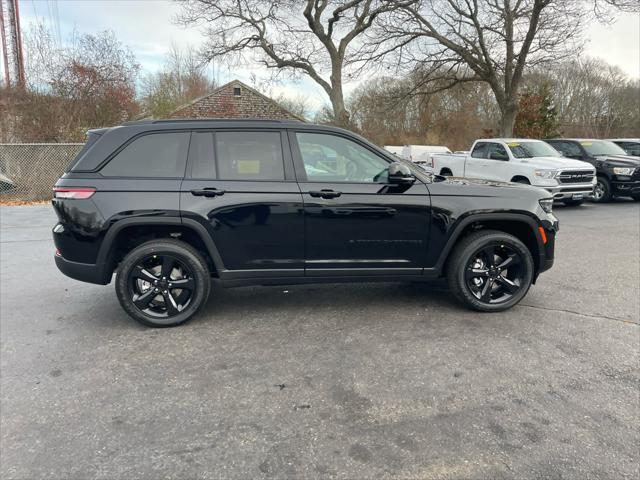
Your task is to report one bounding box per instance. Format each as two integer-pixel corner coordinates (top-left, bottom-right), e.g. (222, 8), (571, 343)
(0, 0), (26, 89)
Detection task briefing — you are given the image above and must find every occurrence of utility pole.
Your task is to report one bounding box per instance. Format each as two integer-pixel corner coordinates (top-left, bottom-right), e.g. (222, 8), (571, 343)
(0, 0), (26, 89)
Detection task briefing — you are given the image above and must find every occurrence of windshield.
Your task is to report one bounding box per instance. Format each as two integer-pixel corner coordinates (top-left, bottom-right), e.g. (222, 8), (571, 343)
(580, 140), (627, 156)
(507, 141), (560, 159)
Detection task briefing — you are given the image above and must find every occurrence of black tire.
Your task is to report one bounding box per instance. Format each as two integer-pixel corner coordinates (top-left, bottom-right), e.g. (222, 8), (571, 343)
(592, 176), (611, 203)
(440, 169), (452, 176)
(562, 199), (584, 207)
(115, 239), (211, 327)
(513, 178), (530, 185)
(446, 230), (534, 312)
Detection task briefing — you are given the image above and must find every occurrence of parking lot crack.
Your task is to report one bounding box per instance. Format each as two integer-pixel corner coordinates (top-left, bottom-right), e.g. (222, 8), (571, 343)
(519, 304), (639, 326)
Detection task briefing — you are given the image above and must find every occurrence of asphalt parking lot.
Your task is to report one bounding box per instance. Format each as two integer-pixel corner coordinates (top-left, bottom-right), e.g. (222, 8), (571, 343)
(1, 201), (639, 479)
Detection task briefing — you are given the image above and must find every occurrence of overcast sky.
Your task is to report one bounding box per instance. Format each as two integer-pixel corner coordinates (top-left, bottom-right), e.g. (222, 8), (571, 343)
(7, 0), (640, 109)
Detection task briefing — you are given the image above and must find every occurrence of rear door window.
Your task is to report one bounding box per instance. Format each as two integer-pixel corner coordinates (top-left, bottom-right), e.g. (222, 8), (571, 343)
(101, 132), (190, 177)
(215, 131), (285, 181)
(471, 142), (488, 159)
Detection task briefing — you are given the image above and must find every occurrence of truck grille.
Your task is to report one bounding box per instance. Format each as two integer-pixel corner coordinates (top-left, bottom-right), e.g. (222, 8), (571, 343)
(557, 170), (595, 184)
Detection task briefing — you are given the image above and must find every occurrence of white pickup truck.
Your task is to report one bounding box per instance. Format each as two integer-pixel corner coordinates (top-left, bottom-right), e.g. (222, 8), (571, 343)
(431, 138), (597, 206)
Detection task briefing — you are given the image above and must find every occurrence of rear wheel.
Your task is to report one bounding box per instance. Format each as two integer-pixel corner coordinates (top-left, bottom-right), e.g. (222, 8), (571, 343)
(592, 177), (611, 202)
(115, 239), (211, 327)
(562, 199), (584, 207)
(446, 230), (534, 312)
(440, 169), (452, 176)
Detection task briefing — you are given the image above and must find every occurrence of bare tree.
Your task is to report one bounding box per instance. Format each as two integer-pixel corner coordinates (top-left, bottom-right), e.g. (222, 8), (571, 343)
(141, 44), (216, 118)
(525, 58), (640, 138)
(176, 0), (413, 127)
(369, 0), (590, 136)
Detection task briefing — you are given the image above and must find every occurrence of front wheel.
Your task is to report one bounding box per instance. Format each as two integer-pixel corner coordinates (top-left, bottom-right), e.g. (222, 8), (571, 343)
(115, 239), (211, 327)
(592, 177), (611, 203)
(446, 230), (534, 312)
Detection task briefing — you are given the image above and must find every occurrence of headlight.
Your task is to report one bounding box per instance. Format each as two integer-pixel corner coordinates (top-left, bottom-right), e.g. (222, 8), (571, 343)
(612, 167), (635, 175)
(534, 169), (558, 179)
(539, 198), (553, 213)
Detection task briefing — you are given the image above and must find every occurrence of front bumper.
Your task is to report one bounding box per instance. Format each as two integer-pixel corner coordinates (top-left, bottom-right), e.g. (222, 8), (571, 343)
(611, 179), (640, 196)
(543, 183), (594, 200)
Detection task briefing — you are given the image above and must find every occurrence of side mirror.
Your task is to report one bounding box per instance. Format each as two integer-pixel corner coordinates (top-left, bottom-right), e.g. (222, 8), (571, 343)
(388, 162), (416, 184)
(489, 152), (509, 161)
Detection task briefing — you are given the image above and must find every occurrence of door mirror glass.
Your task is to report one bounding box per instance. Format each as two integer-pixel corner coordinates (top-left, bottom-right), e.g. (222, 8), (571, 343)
(388, 162), (416, 184)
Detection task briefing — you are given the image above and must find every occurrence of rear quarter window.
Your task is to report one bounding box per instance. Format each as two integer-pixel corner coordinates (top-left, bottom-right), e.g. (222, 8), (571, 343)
(100, 132), (190, 178)
(66, 132), (102, 172)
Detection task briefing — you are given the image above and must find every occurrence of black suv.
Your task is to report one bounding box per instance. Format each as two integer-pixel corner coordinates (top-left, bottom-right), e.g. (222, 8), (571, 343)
(53, 119), (557, 327)
(545, 139), (640, 202)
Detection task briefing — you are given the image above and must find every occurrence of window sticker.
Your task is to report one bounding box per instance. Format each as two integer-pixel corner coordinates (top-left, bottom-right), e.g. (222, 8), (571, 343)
(580, 141), (592, 146)
(507, 142), (520, 147)
(236, 160), (261, 174)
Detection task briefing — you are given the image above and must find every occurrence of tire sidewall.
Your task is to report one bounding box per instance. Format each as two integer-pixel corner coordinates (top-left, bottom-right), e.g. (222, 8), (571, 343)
(451, 233), (534, 312)
(592, 177), (611, 203)
(116, 241), (210, 327)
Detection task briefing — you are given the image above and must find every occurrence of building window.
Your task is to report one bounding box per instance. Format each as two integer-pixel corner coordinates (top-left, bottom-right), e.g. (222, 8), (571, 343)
(233, 87), (241, 96)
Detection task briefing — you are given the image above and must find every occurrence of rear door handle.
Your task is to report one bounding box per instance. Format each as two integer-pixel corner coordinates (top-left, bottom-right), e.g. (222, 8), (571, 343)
(190, 188), (225, 197)
(309, 189), (342, 199)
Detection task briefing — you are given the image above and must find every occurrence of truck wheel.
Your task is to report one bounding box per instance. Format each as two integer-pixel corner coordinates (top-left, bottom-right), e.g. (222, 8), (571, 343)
(446, 230), (534, 312)
(513, 178), (530, 184)
(440, 169), (452, 176)
(115, 239), (211, 327)
(592, 177), (611, 202)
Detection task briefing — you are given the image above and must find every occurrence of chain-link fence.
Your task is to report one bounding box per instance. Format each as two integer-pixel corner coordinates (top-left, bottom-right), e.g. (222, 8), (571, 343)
(0, 144), (83, 201)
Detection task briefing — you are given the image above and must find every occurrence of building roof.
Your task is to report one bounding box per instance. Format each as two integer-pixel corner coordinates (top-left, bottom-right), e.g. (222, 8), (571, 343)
(167, 79), (306, 122)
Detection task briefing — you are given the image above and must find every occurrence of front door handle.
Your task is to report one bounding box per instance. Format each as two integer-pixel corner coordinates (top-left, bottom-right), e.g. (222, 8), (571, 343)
(309, 189), (342, 199)
(190, 188), (225, 197)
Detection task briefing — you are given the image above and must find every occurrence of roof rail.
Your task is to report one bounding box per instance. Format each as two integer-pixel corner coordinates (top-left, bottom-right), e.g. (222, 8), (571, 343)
(121, 118), (305, 126)
(154, 118), (301, 124)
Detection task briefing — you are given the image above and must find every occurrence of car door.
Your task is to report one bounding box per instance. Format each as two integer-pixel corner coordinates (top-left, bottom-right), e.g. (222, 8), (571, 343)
(464, 142), (491, 179)
(180, 129), (305, 278)
(289, 130), (430, 275)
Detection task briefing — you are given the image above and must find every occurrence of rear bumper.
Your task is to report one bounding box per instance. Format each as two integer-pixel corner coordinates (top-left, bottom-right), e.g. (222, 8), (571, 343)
(54, 254), (111, 285)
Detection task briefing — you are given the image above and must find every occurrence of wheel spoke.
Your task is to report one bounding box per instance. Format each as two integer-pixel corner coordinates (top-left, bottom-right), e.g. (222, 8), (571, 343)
(465, 267), (489, 281)
(132, 266), (158, 283)
(161, 256), (174, 279)
(133, 289), (157, 309)
(481, 246), (496, 267)
(480, 278), (494, 302)
(497, 254), (520, 270)
(496, 276), (519, 294)
(162, 290), (180, 316)
(170, 277), (194, 290)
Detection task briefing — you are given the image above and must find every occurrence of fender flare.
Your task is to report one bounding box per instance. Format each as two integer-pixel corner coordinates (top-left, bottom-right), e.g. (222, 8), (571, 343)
(433, 212), (544, 272)
(95, 216), (225, 273)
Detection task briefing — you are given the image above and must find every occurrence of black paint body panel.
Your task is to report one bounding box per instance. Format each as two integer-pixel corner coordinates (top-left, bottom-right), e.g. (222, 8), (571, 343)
(52, 120), (557, 286)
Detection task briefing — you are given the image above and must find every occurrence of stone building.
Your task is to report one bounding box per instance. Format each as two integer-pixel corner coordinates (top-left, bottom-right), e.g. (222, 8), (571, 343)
(168, 79), (305, 121)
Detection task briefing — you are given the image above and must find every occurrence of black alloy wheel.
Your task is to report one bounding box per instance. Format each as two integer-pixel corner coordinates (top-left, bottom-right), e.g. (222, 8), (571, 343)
(446, 230), (534, 312)
(464, 244), (525, 304)
(128, 254), (195, 318)
(115, 239), (210, 327)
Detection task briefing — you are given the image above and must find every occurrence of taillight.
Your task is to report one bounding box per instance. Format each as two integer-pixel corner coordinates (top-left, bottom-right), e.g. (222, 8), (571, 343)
(53, 187), (96, 199)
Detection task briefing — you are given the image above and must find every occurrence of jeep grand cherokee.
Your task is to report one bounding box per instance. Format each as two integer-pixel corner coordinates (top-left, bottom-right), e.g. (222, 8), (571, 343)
(53, 120), (558, 327)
